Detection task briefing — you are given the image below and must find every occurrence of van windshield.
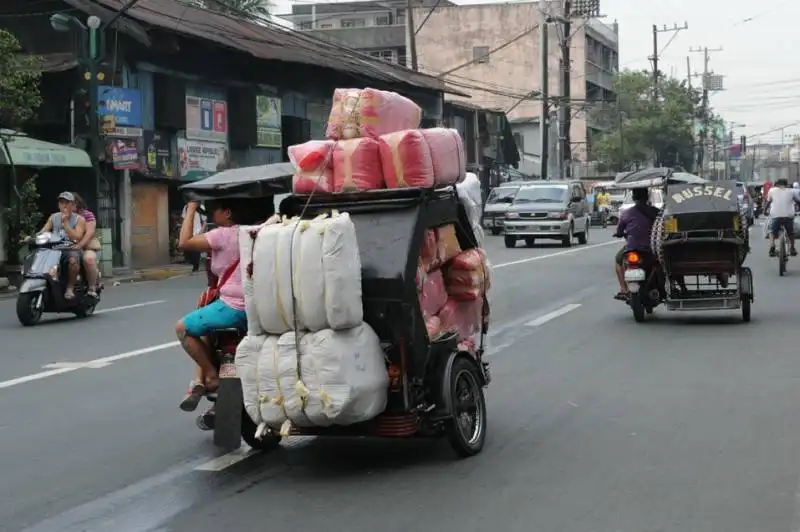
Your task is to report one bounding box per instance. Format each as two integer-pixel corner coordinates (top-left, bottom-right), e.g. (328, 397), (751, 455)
(514, 186), (568, 203)
(487, 186), (519, 204)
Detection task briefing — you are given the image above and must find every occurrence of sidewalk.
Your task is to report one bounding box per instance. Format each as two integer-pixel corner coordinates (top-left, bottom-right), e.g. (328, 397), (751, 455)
(0, 263), (195, 300)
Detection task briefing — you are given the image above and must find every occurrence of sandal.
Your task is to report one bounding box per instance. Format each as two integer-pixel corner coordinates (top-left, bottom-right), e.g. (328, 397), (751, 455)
(196, 406), (216, 431)
(179, 381), (206, 412)
(614, 292), (629, 301)
(64, 289), (75, 300)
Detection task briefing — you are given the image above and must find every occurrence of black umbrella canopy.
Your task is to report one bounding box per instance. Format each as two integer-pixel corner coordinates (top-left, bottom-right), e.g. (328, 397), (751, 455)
(180, 163), (294, 200)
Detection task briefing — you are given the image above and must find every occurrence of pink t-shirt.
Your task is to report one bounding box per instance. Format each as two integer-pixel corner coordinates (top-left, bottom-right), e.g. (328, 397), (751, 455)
(204, 226), (245, 311)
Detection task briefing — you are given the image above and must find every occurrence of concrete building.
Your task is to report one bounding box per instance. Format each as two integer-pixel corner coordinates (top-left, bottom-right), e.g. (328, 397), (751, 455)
(413, 1), (619, 177)
(283, 0), (453, 67)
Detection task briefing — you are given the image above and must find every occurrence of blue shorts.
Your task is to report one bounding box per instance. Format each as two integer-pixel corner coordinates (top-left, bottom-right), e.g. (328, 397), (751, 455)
(770, 217), (793, 239)
(182, 299), (247, 337)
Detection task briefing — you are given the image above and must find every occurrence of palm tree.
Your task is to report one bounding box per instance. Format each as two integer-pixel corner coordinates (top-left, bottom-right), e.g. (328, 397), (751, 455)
(201, 0), (270, 21)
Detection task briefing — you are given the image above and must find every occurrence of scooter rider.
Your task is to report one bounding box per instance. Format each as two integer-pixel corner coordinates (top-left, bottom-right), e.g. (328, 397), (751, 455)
(37, 192), (86, 299)
(613, 187), (659, 300)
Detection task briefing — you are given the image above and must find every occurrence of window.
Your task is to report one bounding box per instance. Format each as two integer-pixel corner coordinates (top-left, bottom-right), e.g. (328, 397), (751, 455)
(376, 15), (390, 25)
(396, 11), (405, 24)
(319, 23), (333, 28)
(341, 18), (366, 28)
(298, 21), (312, 30)
(473, 46), (490, 64)
(513, 132), (524, 152)
(369, 49), (395, 62)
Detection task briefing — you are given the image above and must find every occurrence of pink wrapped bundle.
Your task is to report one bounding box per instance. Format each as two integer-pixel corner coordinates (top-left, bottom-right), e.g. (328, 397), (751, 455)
(426, 315), (443, 340)
(379, 130), (434, 189)
(326, 88), (422, 140)
(445, 249), (491, 300)
(419, 230), (438, 271)
(438, 298), (483, 342)
(436, 224), (462, 265)
(421, 128), (466, 185)
(332, 137), (385, 192)
(418, 268), (447, 319)
(289, 140), (335, 193)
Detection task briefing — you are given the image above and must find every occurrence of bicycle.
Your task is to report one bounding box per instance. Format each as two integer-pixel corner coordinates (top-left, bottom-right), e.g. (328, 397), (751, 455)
(777, 220), (789, 276)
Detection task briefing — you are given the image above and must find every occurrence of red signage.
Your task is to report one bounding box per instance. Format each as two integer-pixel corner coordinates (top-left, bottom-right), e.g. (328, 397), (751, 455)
(213, 101), (227, 134)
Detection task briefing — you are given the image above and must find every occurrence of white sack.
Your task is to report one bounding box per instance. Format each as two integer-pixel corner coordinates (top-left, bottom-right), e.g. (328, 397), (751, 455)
(236, 334), (267, 425)
(292, 216), (328, 332)
(257, 334), (288, 428)
(239, 217), (279, 335)
(303, 323), (388, 426)
(322, 212), (363, 329)
(456, 172), (485, 246)
(252, 218), (299, 335)
(276, 331), (313, 427)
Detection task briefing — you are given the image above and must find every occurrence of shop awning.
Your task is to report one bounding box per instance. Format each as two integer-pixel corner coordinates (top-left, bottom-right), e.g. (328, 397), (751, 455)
(0, 131), (92, 168)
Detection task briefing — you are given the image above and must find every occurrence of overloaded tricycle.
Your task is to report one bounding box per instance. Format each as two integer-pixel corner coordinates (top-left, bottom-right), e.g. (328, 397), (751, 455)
(180, 163), (491, 457)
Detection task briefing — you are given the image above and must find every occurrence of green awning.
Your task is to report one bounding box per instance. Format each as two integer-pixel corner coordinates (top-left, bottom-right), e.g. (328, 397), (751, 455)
(0, 131), (92, 168)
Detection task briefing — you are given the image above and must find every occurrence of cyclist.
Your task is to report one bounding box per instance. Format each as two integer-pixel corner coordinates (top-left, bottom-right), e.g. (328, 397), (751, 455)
(765, 178), (800, 257)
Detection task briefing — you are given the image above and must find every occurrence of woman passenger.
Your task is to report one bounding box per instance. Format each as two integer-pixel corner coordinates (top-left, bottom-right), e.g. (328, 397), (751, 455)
(175, 199), (246, 414)
(71, 193), (100, 297)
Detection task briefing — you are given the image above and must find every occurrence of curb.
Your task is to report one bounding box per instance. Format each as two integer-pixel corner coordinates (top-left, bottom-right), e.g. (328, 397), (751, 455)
(0, 267), (194, 300)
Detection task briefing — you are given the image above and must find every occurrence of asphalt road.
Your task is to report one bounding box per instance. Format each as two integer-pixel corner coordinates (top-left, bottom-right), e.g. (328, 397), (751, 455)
(3, 223), (800, 532)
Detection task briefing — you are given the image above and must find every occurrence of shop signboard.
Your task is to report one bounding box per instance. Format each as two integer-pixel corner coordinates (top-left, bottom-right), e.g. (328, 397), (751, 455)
(97, 86), (143, 137)
(177, 137), (229, 181)
(186, 95), (228, 142)
(106, 138), (140, 170)
(256, 95), (282, 148)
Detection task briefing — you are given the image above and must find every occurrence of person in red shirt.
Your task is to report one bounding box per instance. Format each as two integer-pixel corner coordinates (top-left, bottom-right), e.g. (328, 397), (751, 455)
(763, 179), (773, 200)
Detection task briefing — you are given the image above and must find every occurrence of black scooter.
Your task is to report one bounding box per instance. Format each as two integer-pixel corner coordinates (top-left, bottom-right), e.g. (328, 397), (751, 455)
(16, 231), (102, 326)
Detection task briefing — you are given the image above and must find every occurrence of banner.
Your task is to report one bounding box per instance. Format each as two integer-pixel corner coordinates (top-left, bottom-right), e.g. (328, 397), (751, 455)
(177, 138), (229, 181)
(186, 95), (228, 142)
(97, 86), (142, 127)
(143, 131), (175, 178)
(106, 138), (140, 170)
(256, 95), (282, 148)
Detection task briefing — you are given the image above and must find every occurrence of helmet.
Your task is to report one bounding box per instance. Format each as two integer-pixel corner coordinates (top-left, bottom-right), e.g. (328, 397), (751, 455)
(793, 182), (799, 190)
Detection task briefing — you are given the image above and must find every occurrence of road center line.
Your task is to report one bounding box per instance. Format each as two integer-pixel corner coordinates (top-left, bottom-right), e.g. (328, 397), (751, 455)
(95, 300), (167, 314)
(525, 303), (582, 327)
(494, 240), (618, 269)
(0, 341), (180, 390)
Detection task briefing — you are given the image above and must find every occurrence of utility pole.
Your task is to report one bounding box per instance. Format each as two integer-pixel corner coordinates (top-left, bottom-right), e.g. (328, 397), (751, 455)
(690, 46), (723, 178)
(406, 0), (419, 71)
(686, 56), (691, 88)
(539, 4), (549, 180)
(650, 23), (687, 103)
(558, 0), (572, 178)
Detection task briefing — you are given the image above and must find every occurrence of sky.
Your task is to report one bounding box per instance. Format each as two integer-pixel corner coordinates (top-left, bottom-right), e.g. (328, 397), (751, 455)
(273, 0), (800, 145)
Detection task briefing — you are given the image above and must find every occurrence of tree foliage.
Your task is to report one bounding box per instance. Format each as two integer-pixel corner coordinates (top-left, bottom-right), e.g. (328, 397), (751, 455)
(589, 70), (714, 173)
(0, 29), (42, 130)
(200, 0), (271, 20)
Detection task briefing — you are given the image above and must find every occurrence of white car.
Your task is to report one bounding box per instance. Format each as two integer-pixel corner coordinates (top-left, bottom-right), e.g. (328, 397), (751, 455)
(618, 187), (664, 214)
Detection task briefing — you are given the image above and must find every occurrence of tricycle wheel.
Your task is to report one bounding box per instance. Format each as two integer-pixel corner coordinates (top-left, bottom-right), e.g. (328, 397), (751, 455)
(445, 357), (487, 457)
(741, 297), (751, 322)
(241, 408), (281, 451)
(630, 292), (646, 322)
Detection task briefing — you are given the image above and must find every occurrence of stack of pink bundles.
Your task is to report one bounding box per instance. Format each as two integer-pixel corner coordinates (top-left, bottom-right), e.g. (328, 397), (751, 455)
(326, 88), (422, 140)
(289, 140), (335, 193)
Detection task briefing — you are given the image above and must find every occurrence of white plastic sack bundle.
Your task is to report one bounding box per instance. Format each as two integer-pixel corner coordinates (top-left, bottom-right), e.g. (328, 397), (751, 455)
(236, 334), (267, 426)
(252, 218), (299, 335)
(239, 217), (279, 335)
(322, 212), (363, 329)
(292, 215), (329, 332)
(256, 333), (314, 428)
(456, 172), (485, 246)
(302, 323), (388, 426)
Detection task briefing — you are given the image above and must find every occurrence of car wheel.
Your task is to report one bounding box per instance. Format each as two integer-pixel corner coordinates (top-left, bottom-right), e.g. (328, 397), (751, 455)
(504, 235), (517, 248)
(577, 221), (589, 244)
(561, 225), (573, 247)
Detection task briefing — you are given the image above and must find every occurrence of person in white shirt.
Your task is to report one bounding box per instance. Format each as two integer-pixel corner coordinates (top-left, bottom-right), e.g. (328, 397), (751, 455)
(766, 178), (800, 257)
(181, 203), (206, 271)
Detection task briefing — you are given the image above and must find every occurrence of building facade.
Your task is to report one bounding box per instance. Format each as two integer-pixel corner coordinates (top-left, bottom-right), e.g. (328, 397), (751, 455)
(413, 2), (619, 177)
(283, 0), (453, 67)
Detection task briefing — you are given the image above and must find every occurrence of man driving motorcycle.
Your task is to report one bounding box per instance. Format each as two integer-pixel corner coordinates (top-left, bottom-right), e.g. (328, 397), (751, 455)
(613, 187), (659, 300)
(37, 192), (86, 299)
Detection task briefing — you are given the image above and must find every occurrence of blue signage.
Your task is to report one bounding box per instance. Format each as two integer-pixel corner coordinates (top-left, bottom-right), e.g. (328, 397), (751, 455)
(200, 99), (213, 131)
(97, 86), (142, 127)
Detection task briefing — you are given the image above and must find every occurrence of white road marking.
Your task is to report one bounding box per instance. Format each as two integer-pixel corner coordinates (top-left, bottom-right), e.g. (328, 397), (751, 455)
(525, 303), (582, 327)
(194, 447), (257, 471)
(494, 240), (618, 269)
(0, 341), (180, 390)
(95, 300), (167, 314)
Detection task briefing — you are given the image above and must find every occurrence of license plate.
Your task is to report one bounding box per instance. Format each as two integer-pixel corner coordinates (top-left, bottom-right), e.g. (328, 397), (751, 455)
(624, 269), (645, 281)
